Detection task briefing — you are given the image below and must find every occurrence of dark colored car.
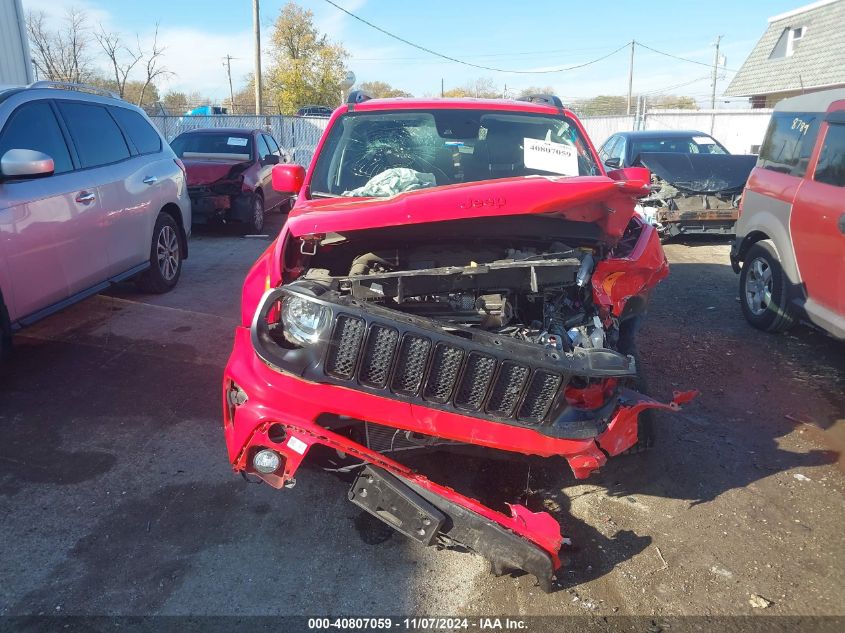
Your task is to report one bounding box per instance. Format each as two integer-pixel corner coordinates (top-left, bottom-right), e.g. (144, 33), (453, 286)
(296, 105), (333, 118)
(170, 128), (291, 233)
(598, 130), (757, 237)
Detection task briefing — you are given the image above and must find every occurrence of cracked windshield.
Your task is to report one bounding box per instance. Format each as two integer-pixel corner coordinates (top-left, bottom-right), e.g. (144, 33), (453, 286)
(311, 110), (599, 197)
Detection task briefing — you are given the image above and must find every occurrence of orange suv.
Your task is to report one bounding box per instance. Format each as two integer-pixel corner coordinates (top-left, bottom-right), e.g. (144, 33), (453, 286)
(731, 88), (845, 339)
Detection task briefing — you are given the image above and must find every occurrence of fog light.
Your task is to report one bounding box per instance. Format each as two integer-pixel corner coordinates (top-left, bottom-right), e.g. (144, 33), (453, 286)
(253, 449), (282, 474)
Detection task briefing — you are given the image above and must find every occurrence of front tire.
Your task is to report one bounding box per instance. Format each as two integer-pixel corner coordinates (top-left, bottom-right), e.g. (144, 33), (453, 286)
(617, 323), (654, 453)
(739, 241), (796, 333)
(247, 193), (264, 234)
(137, 213), (183, 294)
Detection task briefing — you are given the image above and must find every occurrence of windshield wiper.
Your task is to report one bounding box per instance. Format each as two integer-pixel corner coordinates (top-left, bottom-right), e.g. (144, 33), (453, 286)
(311, 191), (342, 198)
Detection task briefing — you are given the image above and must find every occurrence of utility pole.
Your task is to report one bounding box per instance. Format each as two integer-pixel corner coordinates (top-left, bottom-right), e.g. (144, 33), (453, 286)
(223, 55), (235, 113)
(253, 0), (262, 115)
(710, 35), (722, 110)
(627, 40), (635, 115)
(710, 35), (722, 134)
(441, 78), (444, 98)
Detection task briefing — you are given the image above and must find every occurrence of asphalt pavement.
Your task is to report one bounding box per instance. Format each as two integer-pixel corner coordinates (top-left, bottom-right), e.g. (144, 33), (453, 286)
(1, 217), (842, 618)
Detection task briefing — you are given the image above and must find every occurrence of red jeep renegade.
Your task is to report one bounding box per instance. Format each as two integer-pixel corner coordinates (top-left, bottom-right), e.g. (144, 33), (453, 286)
(221, 93), (695, 590)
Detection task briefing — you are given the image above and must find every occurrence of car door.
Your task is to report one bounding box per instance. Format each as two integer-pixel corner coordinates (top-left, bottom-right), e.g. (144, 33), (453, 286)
(790, 111), (845, 316)
(0, 99), (83, 322)
(614, 136), (628, 166)
(266, 133), (287, 163)
(598, 136), (617, 165)
(265, 133), (290, 208)
(106, 105), (169, 275)
(55, 100), (130, 293)
(255, 133), (278, 209)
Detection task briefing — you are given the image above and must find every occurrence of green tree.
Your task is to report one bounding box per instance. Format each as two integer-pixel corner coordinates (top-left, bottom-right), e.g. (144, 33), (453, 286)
(161, 90), (189, 115)
(571, 95), (628, 117)
(358, 80), (412, 99)
(517, 86), (556, 98)
(89, 77), (160, 108)
(443, 77), (500, 99)
(649, 95), (698, 110)
(267, 2), (348, 114)
(223, 75), (255, 114)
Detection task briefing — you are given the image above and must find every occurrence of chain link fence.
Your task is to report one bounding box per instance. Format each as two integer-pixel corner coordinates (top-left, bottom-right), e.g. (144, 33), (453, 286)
(148, 114), (330, 166)
(150, 109), (773, 169)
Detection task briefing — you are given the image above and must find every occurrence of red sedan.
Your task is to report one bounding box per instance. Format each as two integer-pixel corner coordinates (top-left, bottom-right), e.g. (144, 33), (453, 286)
(171, 127), (291, 233)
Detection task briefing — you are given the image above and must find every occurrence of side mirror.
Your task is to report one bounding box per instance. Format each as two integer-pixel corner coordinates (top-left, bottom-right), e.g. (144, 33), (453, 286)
(606, 166), (651, 192)
(272, 163), (306, 194)
(604, 157), (621, 169)
(1, 149), (54, 178)
(263, 154), (280, 166)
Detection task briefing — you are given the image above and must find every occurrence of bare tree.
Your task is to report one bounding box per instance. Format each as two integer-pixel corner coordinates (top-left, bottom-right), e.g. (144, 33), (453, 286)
(94, 26), (142, 98)
(137, 24), (172, 106)
(26, 8), (94, 83)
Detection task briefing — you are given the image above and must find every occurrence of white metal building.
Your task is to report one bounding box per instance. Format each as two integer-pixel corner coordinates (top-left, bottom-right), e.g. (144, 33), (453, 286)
(0, 0), (34, 86)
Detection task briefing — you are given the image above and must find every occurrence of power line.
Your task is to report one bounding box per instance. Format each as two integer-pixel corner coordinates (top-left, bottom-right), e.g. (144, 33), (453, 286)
(350, 45), (624, 62)
(636, 41), (739, 73)
(640, 74), (712, 96)
(322, 0), (628, 74)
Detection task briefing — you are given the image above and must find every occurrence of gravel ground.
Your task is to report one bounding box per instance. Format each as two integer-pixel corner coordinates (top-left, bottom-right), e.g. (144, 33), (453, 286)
(0, 219), (842, 621)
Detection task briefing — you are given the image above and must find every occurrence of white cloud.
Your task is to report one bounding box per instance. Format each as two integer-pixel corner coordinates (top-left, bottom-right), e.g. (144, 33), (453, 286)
(310, 0), (368, 40)
(142, 26), (257, 98)
(20, 0), (752, 105)
(24, 0), (112, 26)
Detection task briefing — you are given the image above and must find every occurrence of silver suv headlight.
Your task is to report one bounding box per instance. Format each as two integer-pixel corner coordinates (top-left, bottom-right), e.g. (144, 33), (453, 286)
(281, 295), (330, 345)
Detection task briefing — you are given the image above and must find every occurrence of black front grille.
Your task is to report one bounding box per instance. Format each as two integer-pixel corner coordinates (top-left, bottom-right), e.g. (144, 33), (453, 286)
(517, 371), (562, 423)
(391, 334), (431, 395)
(325, 315), (365, 379)
(359, 325), (399, 387)
(486, 361), (531, 418)
(324, 314), (564, 426)
(455, 353), (497, 411)
(423, 344), (464, 403)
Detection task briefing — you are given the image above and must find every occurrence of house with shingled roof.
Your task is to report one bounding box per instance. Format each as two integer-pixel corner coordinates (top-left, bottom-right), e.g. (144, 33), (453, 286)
(725, 0), (845, 108)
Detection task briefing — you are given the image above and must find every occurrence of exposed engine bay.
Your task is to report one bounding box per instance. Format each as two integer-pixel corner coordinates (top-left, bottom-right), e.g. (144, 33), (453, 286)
(634, 152), (757, 236)
(301, 237), (617, 356)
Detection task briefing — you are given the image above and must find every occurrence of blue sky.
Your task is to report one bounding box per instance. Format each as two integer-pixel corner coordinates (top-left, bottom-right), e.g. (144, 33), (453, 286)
(24, 0), (803, 106)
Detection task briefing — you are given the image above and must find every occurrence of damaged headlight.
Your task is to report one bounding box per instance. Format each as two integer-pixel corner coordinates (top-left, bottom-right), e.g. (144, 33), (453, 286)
(281, 295), (330, 345)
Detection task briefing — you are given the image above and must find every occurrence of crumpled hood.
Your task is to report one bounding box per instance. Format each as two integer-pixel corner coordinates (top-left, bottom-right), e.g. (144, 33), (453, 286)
(183, 159), (251, 187)
(636, 153), (757, 195)
(286, 174), (650, 244)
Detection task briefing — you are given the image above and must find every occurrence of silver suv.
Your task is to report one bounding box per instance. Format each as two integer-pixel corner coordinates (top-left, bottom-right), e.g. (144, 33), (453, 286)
(0, 82), (191, 358)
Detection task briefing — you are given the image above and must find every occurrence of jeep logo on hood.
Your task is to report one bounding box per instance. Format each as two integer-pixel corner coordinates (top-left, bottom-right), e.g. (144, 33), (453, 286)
(459, 196), (507, 209)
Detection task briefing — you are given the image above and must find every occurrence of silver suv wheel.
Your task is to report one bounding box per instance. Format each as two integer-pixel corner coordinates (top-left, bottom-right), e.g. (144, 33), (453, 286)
(744, 256), (772, 316)
(738, 241), (795, 333)
(157, 224), (180, 281)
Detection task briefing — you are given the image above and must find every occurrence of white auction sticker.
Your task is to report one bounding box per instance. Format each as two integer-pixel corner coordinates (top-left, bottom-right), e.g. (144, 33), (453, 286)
(523, 138), (579, 176)
(287, 436), (308, 455)
(227, 137), (249, 146)
(693, 136), (715, 144)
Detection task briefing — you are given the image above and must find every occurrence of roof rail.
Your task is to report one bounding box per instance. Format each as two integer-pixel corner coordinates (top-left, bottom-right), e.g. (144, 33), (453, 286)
(28, 81), (120, 100)
(519, 94), (564, 109)
(347, 90), (372, 105)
